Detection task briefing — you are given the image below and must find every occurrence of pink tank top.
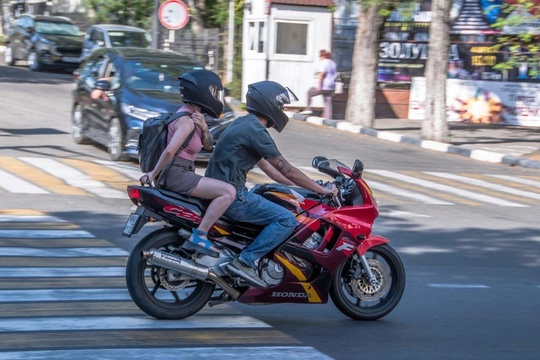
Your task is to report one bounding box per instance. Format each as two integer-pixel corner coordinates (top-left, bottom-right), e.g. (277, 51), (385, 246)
(166, 105), (203, 162)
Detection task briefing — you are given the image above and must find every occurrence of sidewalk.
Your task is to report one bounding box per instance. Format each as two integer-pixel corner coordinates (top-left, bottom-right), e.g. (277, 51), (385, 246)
(288, 112), (540, 170)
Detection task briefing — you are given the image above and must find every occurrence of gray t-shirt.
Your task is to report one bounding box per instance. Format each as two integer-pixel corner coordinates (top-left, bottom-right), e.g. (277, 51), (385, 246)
(205, 114), (281, 191)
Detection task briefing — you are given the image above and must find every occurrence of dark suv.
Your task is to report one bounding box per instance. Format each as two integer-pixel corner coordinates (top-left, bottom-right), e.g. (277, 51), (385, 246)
(4, 14), (83, 71)
(71, 47), (235, 161)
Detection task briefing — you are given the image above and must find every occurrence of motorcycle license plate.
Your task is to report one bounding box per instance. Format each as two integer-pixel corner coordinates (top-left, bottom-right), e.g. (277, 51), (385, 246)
(122, 213), (142, 237)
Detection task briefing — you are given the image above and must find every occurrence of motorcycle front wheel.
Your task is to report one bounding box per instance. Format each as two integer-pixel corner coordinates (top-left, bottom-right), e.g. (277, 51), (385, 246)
(126, 227), (215, 319)
(330, 244), (405, 320)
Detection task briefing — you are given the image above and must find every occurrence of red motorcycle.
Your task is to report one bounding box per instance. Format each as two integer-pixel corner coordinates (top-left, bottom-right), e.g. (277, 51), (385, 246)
(122, 156), (405, 320)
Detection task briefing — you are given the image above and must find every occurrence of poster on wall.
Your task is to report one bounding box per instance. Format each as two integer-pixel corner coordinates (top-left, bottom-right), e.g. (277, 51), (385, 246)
(379, 0), (540, 83)
(409, 77), (540, 126)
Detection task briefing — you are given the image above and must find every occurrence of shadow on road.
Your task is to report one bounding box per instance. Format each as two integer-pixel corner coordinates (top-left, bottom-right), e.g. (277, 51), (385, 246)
(0, 64), (73, 84)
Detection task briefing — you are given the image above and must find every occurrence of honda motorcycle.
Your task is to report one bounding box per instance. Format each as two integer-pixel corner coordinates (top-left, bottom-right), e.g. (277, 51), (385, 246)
(122, 156), (405, 320)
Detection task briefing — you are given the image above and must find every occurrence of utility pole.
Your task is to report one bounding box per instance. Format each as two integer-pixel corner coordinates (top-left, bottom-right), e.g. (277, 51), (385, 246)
(152, 0), (159, 49)
(227, 0), (234, 83)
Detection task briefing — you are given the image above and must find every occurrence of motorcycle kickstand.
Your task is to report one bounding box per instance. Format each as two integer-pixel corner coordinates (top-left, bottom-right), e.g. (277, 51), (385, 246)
(358, 254), (378, 285)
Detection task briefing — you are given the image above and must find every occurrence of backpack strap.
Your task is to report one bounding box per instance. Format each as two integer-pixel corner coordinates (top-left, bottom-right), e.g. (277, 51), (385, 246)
(157, 111), (195, 187)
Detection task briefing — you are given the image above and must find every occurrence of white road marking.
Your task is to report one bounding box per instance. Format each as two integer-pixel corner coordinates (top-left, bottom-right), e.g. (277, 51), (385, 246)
(0, 230), (95, 238)
(0, 347), (332, 360)
(379, 210), (431, 218)
(0, 247), (129, 257)
(486, 174), (540, 189)
(369, 181), (453, 205)
(93, 159), (142, 180)
(0, 215), (65, 222)
(429, 284), (489, 288)
(398, 246), (453, 255)
(0, 267), (125, 277)
(368, 170), (527, 207)
(20, 157), (126, 198)
(0, 315), (271, 332)
(0, 289), (131, 302)
(0, 169), (49, 194)
(425, 172), (540, 201)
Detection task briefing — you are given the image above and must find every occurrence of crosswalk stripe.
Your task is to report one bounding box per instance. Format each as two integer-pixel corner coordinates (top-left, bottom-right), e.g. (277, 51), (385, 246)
(0, 267), (124, 277)
(368, 180), (454, 205)
(368, 170), (527, 207)
(0, 346), (332, 360)
(0, 289), (131, 302)
(0, 169), (49, 194)
(0, 315), (271, 332)
(19, 157), (126, 199)
(425, 172), (540, 202)
(0, 230), (95, 238)
(93, 159), (142, 180)
(486, 174), (540, 189)
(0, 247), (129, 257)
(0, 157), (88, 195)
(61, 158), (135, 191)
(0, 215), (65, 222)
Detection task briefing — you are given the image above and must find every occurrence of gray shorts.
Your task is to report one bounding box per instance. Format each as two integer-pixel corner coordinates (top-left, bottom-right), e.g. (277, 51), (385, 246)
(160, 156), (202, 196)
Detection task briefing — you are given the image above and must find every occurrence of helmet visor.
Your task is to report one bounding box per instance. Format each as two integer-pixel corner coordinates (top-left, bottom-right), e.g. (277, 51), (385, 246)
(275, 87), (298, 110)
(209, 84), (224, 106)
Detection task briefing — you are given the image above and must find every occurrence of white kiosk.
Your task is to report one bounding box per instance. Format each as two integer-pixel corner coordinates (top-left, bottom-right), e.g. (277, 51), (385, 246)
(241, 0), (334, 109)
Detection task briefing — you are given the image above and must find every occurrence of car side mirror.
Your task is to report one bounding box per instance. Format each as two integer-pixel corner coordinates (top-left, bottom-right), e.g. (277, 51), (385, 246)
(224, 87), (230, 97)
(95, 79), (111, 91)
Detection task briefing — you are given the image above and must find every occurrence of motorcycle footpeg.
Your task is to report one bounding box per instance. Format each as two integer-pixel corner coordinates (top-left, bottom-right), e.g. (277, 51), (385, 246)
(181, 240), (220, 258)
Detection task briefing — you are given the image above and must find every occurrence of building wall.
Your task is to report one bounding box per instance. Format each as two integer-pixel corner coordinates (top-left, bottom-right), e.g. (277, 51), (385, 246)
(242, 1), (333, 107)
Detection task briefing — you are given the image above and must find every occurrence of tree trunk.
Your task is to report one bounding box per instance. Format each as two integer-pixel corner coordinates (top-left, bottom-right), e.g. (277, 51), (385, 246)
(421, 0), (452, 142)
(346, 4), (384, 127)
(186, 0), (205, 36)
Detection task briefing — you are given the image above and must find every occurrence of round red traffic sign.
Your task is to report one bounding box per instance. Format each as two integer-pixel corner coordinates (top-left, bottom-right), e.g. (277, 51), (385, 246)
(158, 0), (189, 30)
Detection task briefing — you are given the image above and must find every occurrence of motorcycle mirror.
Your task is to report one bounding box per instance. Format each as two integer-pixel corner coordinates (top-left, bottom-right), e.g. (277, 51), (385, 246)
(352, 159), (364, 178)
(95, 79), (112, 91)
(312, 156), (328, 169)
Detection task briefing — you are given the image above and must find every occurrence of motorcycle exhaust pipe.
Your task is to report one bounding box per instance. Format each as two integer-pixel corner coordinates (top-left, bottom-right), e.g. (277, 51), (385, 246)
(141, 249), (240, 300)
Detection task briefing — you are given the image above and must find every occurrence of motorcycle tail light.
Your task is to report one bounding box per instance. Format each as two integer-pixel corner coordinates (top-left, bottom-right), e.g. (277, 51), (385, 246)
(127, 186), (141, 206)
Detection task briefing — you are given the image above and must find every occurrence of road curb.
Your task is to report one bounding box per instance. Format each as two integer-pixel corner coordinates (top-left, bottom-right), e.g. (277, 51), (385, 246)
(288, 112), (540, 169)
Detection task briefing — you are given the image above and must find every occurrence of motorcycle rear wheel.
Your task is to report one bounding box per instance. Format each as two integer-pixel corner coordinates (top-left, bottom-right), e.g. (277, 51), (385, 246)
(330, 244), (405, 320)
(126, 228), (215, 319)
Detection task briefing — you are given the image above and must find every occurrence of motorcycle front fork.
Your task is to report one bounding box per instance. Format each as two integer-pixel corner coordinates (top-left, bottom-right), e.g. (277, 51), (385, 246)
(358, 254), (378, 285)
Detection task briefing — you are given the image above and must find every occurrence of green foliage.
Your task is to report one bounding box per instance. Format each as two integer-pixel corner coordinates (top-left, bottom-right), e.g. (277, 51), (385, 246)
(84, 0), (154, 29)
(206, 0), (244, 28)
(490, 0), (540, 76)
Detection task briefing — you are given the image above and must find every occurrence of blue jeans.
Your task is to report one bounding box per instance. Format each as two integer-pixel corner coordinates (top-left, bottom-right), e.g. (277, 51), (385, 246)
(224, 187), (297, 267)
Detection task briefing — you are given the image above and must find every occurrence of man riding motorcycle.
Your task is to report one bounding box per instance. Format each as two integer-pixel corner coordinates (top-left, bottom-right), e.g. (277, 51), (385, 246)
(205, 80), (338, 288)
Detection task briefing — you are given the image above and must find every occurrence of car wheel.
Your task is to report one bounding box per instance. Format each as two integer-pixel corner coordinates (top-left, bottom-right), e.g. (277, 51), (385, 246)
(72, 104), (90, 144)
(27, 50), (42, 71)
(4, 45), (16, 66)
(108, 118), (127, 161)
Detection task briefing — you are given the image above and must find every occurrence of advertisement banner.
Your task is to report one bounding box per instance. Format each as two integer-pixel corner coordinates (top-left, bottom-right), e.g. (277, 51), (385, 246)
(409, 77), (540, 126)
(379, 0), (540, 83)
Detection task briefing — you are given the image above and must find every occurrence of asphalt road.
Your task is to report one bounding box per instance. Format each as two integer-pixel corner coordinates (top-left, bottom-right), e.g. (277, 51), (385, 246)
(1, 63), (539, 360)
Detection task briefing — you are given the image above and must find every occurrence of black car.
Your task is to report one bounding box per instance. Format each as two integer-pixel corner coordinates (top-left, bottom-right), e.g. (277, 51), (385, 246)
(4, 14), (83, 71)
(71, 47), (235, 161)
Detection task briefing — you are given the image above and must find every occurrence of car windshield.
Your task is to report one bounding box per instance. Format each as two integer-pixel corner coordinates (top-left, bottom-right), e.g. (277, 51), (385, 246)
(123, 59), (203, 92)
(109, 31), (151, 48)
(35, 21), (81, 36)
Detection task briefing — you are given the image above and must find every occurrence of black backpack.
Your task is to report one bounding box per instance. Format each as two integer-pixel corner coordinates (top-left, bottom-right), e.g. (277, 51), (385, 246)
(138, 111), (194, 185)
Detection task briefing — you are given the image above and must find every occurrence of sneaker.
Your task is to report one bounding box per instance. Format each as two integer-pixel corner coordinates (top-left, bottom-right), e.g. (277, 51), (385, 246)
(299, 110), (313, 115)
(227, 259), (268, 288)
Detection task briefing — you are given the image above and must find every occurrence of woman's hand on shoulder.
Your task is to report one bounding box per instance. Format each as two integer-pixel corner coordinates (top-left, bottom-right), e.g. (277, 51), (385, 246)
(191, 112), (208, 132)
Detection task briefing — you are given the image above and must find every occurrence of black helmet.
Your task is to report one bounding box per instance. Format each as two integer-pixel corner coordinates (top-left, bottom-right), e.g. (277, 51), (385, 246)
(245, 81), (298, 133)
(178, 69), (224, 118)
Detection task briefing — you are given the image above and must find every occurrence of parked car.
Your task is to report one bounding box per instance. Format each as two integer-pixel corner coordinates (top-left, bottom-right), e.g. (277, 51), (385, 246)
(71, 47), (235, 161)
(81, 24), (151, 60)
(4, 14), (83, 71)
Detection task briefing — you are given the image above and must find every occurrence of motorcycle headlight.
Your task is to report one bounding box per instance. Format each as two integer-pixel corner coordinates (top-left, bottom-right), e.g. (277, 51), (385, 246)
(121, 104), (162, 121)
